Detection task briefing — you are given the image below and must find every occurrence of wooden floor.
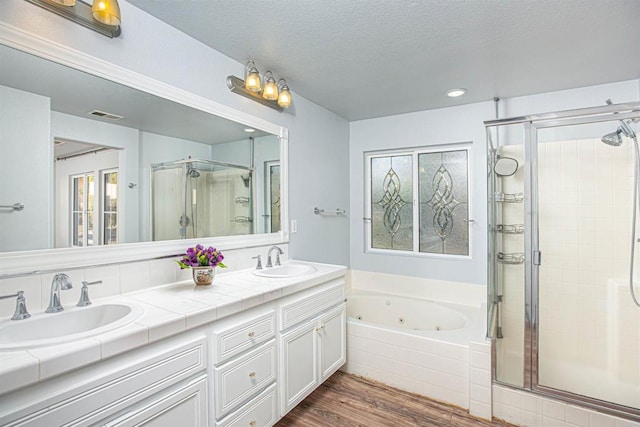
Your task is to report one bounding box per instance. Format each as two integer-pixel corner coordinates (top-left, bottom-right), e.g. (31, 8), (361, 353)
(276, 372), (516, 427)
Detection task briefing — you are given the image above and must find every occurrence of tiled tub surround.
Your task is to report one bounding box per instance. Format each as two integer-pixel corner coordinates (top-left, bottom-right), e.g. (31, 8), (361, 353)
(343, 270), (492, 420)
(0, 257), (346, 396)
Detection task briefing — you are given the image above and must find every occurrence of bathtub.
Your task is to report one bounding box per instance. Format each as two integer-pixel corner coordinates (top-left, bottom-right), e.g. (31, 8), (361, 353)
(342, 290), (490, 414)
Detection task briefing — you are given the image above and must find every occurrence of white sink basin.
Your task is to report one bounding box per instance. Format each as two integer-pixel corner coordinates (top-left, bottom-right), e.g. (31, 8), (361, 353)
(0, 302), (144, 350)
(252, 262), (317, 278)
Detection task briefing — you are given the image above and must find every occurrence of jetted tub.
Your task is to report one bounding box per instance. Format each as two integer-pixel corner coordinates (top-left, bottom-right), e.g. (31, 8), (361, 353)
(343, 290), (487, 410)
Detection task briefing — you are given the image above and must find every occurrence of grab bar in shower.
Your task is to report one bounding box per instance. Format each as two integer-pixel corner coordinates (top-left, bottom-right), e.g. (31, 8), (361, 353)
(314, 207), (346, 216)
(496, 224), (525, 234)
(494, 192), (524, 203)
(0, 202), (24, 211)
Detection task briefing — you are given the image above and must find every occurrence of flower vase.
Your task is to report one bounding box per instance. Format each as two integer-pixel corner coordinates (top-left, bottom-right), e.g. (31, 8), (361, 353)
(192, 266), (215, 286)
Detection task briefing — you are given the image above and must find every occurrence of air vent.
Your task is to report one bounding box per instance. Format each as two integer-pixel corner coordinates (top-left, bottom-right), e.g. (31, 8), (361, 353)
(88, 110), (124, 121)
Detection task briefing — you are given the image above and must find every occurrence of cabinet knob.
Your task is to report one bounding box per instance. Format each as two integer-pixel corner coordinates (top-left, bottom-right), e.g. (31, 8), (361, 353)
(248, 371), (256, 379)
(249, 421), (256, 427)
(248, 331), (255, 338)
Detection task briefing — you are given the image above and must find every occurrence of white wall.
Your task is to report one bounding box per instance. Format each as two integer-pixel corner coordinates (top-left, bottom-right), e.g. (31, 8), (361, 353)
(0, 85), (51, 251)
(350, 80), (640, 287)
(0, 0), (351, 266)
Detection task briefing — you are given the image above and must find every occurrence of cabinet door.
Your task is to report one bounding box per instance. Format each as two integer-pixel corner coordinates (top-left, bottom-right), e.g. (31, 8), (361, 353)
(279, 321), (318, 415)
(103, 375), (208, 427)
(319, 303), (346, 381)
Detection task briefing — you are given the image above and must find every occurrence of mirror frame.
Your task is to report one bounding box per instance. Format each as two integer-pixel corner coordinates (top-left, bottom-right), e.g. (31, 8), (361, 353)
(0, 23), (289, 276)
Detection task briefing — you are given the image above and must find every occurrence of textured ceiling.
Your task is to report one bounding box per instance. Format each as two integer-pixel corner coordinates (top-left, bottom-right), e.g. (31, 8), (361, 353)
(128, 0), (640, 121)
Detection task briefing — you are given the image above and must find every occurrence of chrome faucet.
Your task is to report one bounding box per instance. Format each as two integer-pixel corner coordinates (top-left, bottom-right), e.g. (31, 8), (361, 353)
(77, 280), (103, 307)
(266, 246), (284, 268)
(46, 273), (73, 313)
(0, 290), (31, 320)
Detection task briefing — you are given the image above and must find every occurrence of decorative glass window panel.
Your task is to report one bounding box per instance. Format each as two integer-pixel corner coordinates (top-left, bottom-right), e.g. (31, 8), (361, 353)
(269, 163), (281, 233)
(418, 150), (469, 255)
(71, 174), (94, 247)
(365, 145), (470, 257)
(103, 170), (118, 245)
(370, 154), (413, 251)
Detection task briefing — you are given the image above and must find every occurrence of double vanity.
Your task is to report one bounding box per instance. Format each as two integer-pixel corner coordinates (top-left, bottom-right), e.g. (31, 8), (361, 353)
(0, 260), (347, 426)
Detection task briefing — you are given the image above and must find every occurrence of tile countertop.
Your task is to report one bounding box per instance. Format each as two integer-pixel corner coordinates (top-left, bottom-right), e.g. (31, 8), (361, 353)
(0, 261), (347, 396)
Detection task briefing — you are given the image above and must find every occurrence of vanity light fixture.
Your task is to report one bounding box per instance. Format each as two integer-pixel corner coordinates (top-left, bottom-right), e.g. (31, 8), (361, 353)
(226, 60), (293, 112)
(24, 0), (121, 38)
(446, 88), (467, 98)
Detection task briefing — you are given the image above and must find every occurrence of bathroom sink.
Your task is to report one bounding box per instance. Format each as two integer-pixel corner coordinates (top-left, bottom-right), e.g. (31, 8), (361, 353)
(252, 262), (317, 278)
(0, 302), (144, 350)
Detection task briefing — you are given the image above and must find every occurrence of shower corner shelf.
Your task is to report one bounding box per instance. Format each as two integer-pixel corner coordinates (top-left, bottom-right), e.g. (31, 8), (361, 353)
(494, 192), (524, 203)
(496, 224), (525, 234)
(497, 252), (525, 265)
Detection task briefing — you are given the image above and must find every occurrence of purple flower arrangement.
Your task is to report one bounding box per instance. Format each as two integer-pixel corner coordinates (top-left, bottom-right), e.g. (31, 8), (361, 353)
(177, 244), (227, 269)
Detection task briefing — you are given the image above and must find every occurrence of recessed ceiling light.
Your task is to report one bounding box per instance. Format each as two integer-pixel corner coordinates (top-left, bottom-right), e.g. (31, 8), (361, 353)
(446, 88), (467, 98)
(244, 128), (256, 133)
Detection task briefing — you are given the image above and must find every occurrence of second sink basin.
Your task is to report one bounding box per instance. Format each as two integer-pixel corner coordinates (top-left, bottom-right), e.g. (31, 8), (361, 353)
(0, 302), (144, 350)
(252, 262), (318, 278)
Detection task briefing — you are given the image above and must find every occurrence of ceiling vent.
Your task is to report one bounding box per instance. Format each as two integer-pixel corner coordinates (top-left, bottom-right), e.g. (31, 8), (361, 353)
(88, 110), (124, 120)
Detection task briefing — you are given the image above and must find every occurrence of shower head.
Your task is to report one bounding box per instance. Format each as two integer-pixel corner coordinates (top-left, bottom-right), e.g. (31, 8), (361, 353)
(601, 129), (624, 146)
(186, 164), (200, 178)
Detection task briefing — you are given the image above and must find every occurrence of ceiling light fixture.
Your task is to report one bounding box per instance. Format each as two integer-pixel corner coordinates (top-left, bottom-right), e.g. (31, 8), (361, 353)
(25, 0), (121, 38)
(446, 88), (467, 98)
(244, 128), (256, 133)
(227, 60), (293, 112)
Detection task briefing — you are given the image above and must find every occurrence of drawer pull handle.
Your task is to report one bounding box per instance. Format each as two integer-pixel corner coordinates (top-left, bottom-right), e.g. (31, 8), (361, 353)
(249, 421), (256, 427)
(248, 331), (255, 338)
(249, 371), (256, 379)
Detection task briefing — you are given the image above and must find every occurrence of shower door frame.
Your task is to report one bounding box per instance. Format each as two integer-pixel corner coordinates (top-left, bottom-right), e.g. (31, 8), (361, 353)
(487, 101), (640, 422)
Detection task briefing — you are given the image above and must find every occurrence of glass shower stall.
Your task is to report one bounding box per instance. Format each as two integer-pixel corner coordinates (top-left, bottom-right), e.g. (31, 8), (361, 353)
(486, 101), (640, 421)
(150, 158), (254, 241)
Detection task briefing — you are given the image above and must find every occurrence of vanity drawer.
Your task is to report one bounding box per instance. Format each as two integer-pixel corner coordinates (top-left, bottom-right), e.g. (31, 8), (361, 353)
(216, 383), (277, 427)
(214, 339), (276, 419)
(211, 309), (276, 365)
(279, 279), (345, 331)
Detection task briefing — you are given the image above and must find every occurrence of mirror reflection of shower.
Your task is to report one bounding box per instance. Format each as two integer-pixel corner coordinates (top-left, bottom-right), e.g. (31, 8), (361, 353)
(600, 100), (640, 307)
(150, 158), (254, 241)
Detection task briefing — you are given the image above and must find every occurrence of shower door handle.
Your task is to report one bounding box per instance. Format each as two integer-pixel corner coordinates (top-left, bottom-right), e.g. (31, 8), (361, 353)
(533, 250), (542, 266)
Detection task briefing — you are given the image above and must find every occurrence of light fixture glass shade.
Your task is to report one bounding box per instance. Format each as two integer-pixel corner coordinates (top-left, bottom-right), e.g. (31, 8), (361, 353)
(262, 71), (279, 100)
(50, 0), (76, 5)
(244, 61), (262, 92)
(277, 80), (292, 108)
(92, 0), (121, 26)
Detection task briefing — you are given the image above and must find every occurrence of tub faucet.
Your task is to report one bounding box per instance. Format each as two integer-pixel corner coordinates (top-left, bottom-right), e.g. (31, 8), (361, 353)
(266, 246), (284, 268)
(46, 273), (73, 313)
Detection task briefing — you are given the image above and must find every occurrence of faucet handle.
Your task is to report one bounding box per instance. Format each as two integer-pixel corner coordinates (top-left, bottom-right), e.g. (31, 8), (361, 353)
(0, 290), (31, 320)
(252, 255), (263, 270)
(77, 280), (102, 307)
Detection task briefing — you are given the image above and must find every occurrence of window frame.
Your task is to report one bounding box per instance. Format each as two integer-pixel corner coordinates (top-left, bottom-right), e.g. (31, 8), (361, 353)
(364, 143), (473, 259)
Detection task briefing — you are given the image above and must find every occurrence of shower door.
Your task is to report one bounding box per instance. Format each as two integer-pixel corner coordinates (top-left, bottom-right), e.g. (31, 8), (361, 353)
(532, 119), (640, 412)
(487, 102), (640, 421)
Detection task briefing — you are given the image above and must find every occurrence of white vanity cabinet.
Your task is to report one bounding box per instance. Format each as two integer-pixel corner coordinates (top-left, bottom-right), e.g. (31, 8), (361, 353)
(210, 306), (278, 426)
(0, 333), (208, 427)
(278, 279), (346, 416)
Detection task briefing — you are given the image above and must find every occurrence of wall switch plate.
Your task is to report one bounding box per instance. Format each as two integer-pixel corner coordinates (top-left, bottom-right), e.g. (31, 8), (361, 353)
(291, 220), (297, 233)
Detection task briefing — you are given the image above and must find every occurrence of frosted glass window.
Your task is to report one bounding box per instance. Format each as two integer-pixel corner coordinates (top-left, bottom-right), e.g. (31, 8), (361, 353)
(418, 150), (469, 255)
(366, 146), (470, 257)
(370, 155), (413, 251)
(269, 164), (281, 233)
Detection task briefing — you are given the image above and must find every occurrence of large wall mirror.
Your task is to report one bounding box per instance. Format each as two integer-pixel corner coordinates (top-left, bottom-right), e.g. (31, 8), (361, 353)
(0, 34), (288, 273)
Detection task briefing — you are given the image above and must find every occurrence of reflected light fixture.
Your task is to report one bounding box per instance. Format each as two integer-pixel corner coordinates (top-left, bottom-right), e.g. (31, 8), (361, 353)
(25, 0), (121, 37)
(446, 88), (467, 98)
(227, 60), (293, 112)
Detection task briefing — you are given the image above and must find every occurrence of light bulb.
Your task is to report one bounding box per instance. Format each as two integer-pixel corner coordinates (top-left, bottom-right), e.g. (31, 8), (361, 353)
(277, 80), (292, 108)
(92, 0), (121, 26)
(262, 72), (278, 100)
(245, 66), (262, 92)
